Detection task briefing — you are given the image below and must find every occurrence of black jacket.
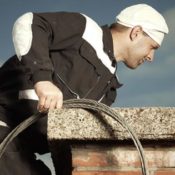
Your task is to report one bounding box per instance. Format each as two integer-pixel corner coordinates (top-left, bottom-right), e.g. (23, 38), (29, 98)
(0, 12), (122, 108)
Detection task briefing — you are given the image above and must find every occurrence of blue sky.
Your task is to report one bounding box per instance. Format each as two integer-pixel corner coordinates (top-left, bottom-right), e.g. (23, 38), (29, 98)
(0, 0), (175, 173)
(0, 0), (175, 108)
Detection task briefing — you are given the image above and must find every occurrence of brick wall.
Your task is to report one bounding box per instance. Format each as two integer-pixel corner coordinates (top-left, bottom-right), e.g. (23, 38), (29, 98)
(48, 107), (175, 175)
(72, 144), (175, 175)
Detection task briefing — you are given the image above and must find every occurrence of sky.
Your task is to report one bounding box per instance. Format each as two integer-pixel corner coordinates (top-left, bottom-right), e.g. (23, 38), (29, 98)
(0, 0), (175, 173)
(0, 0), (175, 108)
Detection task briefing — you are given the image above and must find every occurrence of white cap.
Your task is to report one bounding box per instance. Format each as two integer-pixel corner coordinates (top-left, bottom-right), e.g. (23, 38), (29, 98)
(116, 4), (169, 45)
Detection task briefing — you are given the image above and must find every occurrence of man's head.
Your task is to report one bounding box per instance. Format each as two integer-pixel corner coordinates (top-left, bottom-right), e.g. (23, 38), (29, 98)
(112, 4), (169, 69)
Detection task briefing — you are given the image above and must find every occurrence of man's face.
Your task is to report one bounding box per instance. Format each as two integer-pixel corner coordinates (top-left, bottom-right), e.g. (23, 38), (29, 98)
(124, 29), (159, 69)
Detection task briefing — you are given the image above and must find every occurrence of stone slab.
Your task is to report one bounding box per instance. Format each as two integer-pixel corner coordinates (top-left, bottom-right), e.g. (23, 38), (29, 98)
(47, 107), (175, 141)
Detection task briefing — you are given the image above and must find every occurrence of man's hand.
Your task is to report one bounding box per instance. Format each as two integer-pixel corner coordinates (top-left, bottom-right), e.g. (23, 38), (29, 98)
(34, 81), (63, 112)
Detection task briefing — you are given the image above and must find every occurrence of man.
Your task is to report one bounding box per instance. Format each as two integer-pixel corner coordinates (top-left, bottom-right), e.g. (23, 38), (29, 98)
(0, 4), (168, 175)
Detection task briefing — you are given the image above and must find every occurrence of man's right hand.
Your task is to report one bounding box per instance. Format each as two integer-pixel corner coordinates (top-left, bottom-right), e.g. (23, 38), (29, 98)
(34, 81), (63, 112)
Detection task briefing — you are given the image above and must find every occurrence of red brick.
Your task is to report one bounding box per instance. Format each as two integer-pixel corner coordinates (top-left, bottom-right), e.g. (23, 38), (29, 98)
(73, 151), (109, 167)
(146, 150), (175, 168)
(73, 171), (141, 175)
(73, 146), (175, 168)
(73, 148), (141, 167)
(154, 169), (175, 175)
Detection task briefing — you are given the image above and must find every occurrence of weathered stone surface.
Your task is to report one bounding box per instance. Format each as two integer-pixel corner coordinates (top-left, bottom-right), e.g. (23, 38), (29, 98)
(47, 107), (175, 141)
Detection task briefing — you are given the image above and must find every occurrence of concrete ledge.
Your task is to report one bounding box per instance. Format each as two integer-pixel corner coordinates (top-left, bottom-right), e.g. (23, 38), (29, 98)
(47, 107), (175, 141)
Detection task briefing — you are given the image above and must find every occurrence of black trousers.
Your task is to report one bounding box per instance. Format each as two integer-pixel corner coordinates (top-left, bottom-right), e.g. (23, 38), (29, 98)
(0, 101), (51, 175)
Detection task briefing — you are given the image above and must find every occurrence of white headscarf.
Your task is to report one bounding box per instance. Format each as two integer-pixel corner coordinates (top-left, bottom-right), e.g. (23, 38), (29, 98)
(116, 4), (169, 45)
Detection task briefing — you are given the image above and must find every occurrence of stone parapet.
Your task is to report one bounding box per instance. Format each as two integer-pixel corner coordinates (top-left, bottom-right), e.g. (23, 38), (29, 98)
(47, 107), (175, 141)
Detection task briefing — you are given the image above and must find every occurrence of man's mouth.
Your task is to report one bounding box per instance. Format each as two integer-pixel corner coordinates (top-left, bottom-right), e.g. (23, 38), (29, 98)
(139, 58), (145, 65)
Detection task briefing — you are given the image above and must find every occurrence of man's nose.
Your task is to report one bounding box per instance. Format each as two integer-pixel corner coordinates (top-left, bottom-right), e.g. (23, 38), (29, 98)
(146, 50), (155, 62)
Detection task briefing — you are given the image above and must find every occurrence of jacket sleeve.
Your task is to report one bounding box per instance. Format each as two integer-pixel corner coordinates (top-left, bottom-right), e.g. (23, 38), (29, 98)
(12, 12), (86, 84)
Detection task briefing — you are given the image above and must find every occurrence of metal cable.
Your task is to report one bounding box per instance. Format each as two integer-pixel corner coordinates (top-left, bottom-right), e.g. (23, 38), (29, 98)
(0, 112), (45, 158)
(0, 99), (149, 175)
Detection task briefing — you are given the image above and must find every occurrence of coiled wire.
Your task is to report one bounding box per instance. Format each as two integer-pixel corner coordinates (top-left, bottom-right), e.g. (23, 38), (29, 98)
(0, 99), (149, 175)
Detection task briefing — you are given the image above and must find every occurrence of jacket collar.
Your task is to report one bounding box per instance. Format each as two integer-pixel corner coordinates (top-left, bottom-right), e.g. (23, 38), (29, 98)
(102, 25), (123, 88)
(102, 25), (116, 67)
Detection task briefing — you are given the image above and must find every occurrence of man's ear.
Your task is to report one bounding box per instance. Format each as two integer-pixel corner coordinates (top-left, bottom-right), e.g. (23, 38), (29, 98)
(130, 26), (143, 41)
